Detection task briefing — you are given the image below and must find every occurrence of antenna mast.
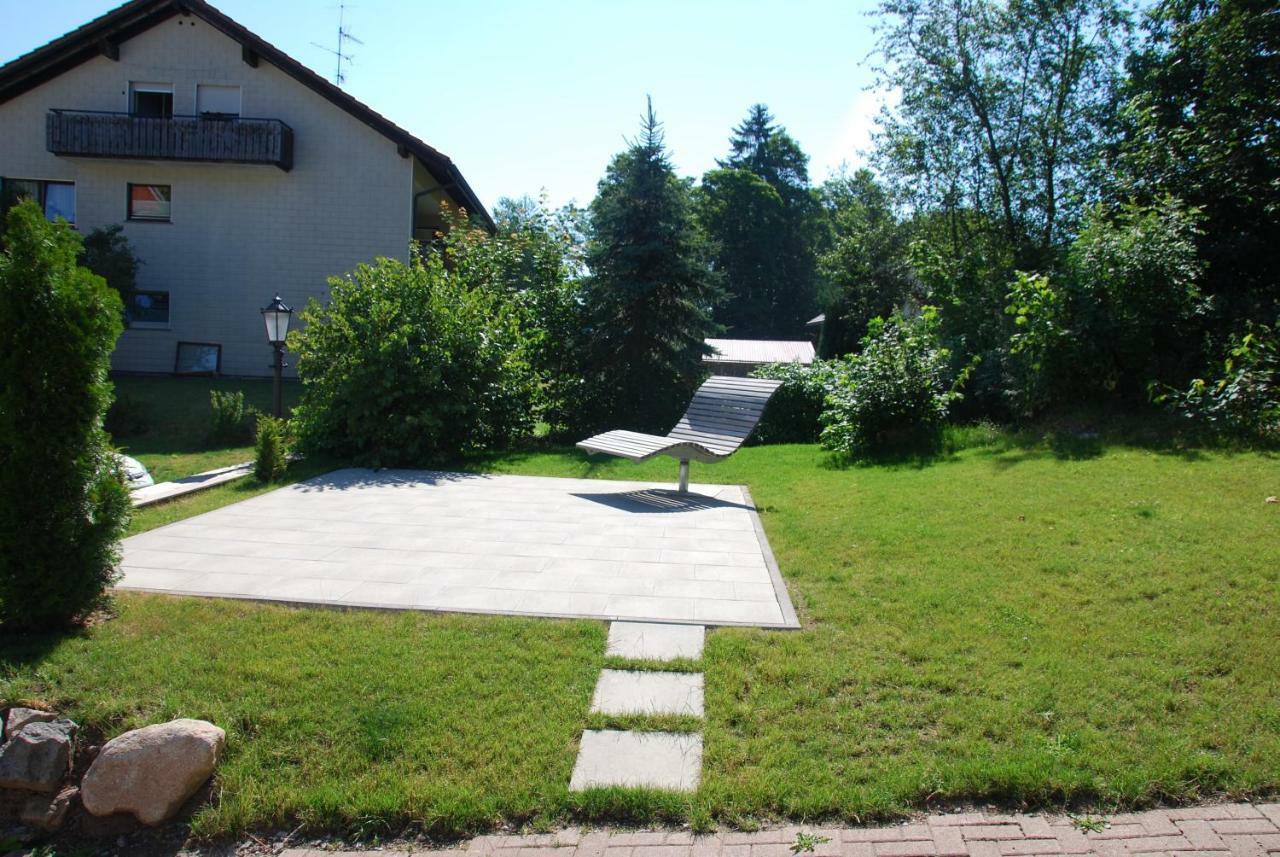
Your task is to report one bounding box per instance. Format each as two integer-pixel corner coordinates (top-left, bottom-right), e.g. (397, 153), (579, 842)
(311, 2), (364, 86)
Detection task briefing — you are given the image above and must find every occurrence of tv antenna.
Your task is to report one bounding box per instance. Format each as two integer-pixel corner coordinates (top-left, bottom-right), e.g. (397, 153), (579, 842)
(311, 2), (363, 86)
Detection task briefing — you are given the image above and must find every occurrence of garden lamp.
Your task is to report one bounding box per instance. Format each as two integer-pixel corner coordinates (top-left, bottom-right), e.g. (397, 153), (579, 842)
(260, 295), (292, 418)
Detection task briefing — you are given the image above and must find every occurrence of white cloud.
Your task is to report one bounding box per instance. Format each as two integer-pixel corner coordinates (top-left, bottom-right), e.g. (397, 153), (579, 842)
(813, 87), (896, 182)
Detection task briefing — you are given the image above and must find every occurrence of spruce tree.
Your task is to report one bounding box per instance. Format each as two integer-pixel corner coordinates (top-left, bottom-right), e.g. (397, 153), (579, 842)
(583, 98), (722, 432)
(701, 104), (819, 337)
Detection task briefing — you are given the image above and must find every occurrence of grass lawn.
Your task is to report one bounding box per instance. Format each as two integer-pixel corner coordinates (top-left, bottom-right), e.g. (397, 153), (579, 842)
(4, 432), (1278, 838)
(109, 375), (301, 483)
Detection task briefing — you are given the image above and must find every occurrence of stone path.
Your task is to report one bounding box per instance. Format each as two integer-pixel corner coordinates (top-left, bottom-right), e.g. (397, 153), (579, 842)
(118, 469), (799, 627)
(131, 460), (253, 507)
(281, 802), (1280, 857)
(570, 621), (705, 791)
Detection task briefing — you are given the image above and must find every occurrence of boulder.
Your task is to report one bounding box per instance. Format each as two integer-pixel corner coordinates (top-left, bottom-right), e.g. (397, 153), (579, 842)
(0, 719), (76, 792)
(80, 719), (225, 825)
(3, 708), (56, 741)
(19, 785), (77, 832)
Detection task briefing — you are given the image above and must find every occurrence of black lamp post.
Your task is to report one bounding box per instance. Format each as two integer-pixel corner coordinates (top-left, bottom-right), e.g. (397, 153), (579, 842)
(260, 295), (292, 418)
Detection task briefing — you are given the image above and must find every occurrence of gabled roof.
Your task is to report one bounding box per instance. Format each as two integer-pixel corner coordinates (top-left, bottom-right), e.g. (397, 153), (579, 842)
(0, 0), (494, 230)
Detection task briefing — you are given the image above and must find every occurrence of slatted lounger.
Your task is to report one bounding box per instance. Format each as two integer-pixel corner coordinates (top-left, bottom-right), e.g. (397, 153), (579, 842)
(577, 375), (783, 492)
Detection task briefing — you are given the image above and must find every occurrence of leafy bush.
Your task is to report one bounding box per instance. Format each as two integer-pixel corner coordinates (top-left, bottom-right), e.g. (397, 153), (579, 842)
(751, 361), (830, 443)
(208, 389), (252, 444)
(0, 201), (129, 630)
(1005, 199), (1204, 415)
(1154, 321), (1279, 440)
(104, 392), (151, 438)
(820, 308), (971, 457)
(254, 416), (289, 482)
(288, 248), (534, 466)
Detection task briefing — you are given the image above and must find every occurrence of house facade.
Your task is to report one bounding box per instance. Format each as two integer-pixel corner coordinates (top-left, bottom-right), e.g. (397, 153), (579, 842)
(0, 0), (492, 377)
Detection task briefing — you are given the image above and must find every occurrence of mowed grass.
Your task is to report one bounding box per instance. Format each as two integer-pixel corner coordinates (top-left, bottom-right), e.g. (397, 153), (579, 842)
(475, 438), (1280, 818)
(1, 596), (605, 838)
(110, 376), (301, 482)
(2, 432), (1277, 838)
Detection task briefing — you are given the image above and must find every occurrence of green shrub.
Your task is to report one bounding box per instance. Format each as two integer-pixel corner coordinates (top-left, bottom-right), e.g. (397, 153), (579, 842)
(104, 392), (151, 438)
(254, 416), (289, 483)
(751, 361), (830, 443)
(0, 201), (129, 630)
(208, 389), (252, 444)
(288, 248), (535, 466)
(820, 308), (971, 457)
(1154, 321), (1279, 440)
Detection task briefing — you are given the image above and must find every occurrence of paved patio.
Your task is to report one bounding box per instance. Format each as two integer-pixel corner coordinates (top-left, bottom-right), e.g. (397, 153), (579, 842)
(118, 468), (798, 627)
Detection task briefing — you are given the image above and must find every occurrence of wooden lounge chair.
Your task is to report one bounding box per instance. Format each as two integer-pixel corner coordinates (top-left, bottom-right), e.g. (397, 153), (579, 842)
(577, 375), (783, 492)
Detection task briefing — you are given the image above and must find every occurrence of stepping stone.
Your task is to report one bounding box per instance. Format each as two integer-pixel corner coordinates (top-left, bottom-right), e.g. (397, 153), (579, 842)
(569, 730), (701, 792)
(607, 621), (704, 661)
(590, 669), (704, 717)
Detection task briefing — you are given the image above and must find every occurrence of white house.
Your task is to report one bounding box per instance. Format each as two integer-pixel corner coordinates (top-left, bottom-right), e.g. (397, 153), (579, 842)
(0, 0), (492, 376)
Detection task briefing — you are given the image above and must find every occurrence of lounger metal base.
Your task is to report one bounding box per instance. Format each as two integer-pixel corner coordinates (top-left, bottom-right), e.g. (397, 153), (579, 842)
(678, 458), (690, 493)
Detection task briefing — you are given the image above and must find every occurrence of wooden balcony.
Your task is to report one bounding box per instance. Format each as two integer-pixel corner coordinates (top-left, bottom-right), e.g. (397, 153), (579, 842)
(46, 110), (293, 171)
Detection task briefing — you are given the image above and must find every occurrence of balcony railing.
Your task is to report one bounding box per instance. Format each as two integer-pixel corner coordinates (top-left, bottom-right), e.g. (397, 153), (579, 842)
(46, 110), (294, 171)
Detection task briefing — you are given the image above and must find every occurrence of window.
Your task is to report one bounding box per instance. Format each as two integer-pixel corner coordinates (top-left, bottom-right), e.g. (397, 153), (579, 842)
(128, 184), (171, 221)
(127, 290), (170, 326)
(129, 82), (173, 118)
(0, 178), (75, 224)
(196, 84), (241, 117)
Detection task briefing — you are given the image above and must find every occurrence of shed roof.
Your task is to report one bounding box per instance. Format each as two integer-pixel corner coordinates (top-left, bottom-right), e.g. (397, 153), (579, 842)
(703, 339), (816, 365)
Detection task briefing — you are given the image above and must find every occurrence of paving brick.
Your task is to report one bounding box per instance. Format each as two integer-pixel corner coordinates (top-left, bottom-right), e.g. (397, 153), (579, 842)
(1050, 826), (1093, 854)
(750, 843), (794, 857)
(1224, 808), (1265, 820)
(1093, 826), (1152, 840)
(1124, 836), (1193, 853)
(841, 844), (875, 857)
(932, 814), (990, 827)
(1260, 807), (1280, 828)
(997, 839), (1064, 855)
(1211, 822), (1279, 837)
(1171, 809), (1241, 822)
(1220, 835), (1266, 857)
(929, 825), (968, 856)
(690, 837), (724, 857)
(1178, 821), (1227, 850)
(963, 826), (1034, 841)
(846, 829), (905, 843)
(873, 841), (938, 857)
(1254, 835), (1280, 852)
(1018, 819), (1054, 839)
(1143, 816), (1182, 837)
(633, 846), (692, 857)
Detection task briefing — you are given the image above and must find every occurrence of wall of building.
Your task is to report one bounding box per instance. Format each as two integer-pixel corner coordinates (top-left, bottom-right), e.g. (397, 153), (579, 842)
(0, 14), (423, 376)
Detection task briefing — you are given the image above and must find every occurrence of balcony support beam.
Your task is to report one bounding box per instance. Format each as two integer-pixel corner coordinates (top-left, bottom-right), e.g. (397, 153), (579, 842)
(98, 39), (119, 61)
(241, 45), (259, 67)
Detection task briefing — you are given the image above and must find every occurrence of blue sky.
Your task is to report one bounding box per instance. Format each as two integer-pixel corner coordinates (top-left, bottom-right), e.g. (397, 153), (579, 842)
(0, 0), (885, 211)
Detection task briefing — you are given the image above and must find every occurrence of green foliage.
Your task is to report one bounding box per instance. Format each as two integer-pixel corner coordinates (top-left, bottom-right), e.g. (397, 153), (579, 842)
(874, 0), (1130, 262)
(466, 197), (591, 438)
(1118, 0), (1280, 323)
(816, 169), (914, 356)
(253, 415), (289, 483)
(750, 361), (830, 444)
(77, 224), (141, 321)
(1154, 321), (1279, 440)
(700, 104), (819, 337)
(288, 249), (534, 466)
(0, 201), (128, 630)
(820, 308), (971, 456)
(582, 98), (723, 433)
(1004, 199), (1204, 414)
(208, 389), (253, 445)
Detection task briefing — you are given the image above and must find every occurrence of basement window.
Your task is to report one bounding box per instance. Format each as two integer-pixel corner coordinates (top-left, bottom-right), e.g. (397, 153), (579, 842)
(0, 178), (75, 224)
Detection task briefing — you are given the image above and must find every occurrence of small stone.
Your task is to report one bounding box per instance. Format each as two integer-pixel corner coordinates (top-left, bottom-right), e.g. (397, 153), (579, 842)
(18, 785), (77, 832)
(3, 707), (56, 741)
(1266, 496), (1277, 504)
(0, 719), (76, 793)
(81, 718), (225, 825)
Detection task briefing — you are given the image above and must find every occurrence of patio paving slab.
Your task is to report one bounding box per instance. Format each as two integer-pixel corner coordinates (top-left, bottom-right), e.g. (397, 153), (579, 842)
(568, 729), (702, 792)
(590, 669), (704, 717)
(117, 468), (798, 628)
(607, 621), (705, 660)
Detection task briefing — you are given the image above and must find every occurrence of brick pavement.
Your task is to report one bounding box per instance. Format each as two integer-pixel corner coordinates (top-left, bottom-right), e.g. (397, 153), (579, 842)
(282, 801), (1280, 857)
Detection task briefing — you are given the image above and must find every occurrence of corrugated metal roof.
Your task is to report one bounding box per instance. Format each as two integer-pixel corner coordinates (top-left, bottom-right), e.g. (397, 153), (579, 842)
(703, 339), (816, 365)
